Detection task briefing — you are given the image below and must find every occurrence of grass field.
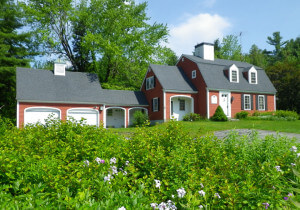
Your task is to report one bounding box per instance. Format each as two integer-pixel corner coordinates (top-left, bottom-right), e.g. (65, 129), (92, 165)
(113, 119), (300, 137)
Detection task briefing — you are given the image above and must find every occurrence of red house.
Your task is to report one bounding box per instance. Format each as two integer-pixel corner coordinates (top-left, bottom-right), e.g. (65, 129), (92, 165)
(16, 43), (276, 127)
(142, 43), (276, 123)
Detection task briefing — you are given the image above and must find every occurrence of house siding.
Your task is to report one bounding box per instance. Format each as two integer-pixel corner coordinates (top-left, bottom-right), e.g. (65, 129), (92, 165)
(141, 68), (164, 121)
(177, 56), (207, 117)
(19, 102), (104, 127)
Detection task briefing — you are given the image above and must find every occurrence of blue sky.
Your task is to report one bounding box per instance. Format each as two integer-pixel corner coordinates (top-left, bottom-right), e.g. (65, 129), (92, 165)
(140, 0), (300, 56)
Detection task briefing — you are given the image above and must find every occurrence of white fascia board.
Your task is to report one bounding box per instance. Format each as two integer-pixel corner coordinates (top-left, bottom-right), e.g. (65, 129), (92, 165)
(164, 89), (198, 94)
(18, 100), (103, 105)
(163, 90), (166, 122)
(206, 88), (210, 119)
(206, 88), (276, 95)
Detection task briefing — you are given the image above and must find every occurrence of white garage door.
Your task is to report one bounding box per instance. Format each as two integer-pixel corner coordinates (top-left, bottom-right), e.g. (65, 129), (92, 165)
(25, 108), (60, 125)
(67, 109), (99, 126)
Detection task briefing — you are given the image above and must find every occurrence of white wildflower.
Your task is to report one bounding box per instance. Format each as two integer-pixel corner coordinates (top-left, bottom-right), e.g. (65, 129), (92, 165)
(154, 179), (161, 189)
(214, 193), (221, 199)
(291, 163), (296, 166)
(297, 153), (300, 158)
(158, 202), (167, 210)
(110, 157), (117, 164)
(95, 157), (103, 164)
(198, 190), (205, 196)
(200, 183), (204, 188)
(291, 146), (297, 152)
(171, 194), (175, 198)
(167, 200), (177, 209)
(150, 203), (158, 209)
(104, 174), (113, 182)
(110, 166), (118, 175)
(123, 171), (127, 175)
(125, 160), (129, 166)
(275, 165), (282, 172)
(199, 205), (204, 209)
(118, 207), (126, 210)
(177, 188), (186, 198)
(83, 160), (89, 167)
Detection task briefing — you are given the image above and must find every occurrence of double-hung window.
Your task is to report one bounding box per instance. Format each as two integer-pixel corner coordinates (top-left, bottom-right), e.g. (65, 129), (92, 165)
(251, 72), (256, 84)
(258, 95), (265, 110)
(244, 94), (251, 110)
(152, 98), (159, 112)
(146, 76), (154, 90)
(231, 70), (238, 82)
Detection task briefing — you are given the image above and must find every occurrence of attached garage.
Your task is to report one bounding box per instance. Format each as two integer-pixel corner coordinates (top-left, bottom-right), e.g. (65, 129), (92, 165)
(67, 108), (99, 126)
(24, 107), (61, 126)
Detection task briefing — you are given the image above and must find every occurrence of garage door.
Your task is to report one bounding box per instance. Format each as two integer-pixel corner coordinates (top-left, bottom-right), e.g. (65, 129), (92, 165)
(67, 109), (99, 126)
(24, 107), (60, 125)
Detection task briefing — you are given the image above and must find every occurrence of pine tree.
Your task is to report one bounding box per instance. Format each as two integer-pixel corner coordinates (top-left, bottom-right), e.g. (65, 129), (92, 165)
(0, 0), (32, 120)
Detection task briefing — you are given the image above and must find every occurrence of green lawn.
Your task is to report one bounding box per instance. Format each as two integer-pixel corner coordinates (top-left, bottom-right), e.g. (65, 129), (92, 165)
(113, 120), (300, 137)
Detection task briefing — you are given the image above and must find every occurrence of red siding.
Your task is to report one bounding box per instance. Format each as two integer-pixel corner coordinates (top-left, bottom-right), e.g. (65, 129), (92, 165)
(177, 57), (207, 117)
(141, 68), (164, 121)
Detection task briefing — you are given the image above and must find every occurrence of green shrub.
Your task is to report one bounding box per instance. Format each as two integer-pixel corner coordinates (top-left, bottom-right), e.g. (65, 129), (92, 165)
(275, 110), (299, 120)
(0, 119), (299, 208)
(211, 106), (228, 121)
(132, 111), (148, 127)
(235, 111), (249, 119)
(182, 113), (202, 121)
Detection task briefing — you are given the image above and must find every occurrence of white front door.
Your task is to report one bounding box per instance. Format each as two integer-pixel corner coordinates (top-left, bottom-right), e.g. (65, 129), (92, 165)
(219, 92), (230, 117)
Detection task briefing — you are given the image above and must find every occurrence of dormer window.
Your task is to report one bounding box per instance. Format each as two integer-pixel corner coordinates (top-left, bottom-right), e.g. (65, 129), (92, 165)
(248, 66), (257, 84)
(192, 70), (196, 79)
(229, 64), (239, 83)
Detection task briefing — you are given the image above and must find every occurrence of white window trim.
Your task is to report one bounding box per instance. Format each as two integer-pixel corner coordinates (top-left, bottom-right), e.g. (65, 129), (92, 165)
(146, 76), (154, 90)
(248, 67), (257, 84)
(244, 94), (251, 110)
(153, 97), (159, 112)
(192, 70), (196, 79)
(258, 95), (265, 111)
(229, 64), (239, 83)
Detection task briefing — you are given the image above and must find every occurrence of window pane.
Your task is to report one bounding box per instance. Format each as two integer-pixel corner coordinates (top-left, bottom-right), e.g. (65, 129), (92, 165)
(258, 96), (265, 110)
(244, 95), (250, 110)
(251, 72), (256, 83)
(179, 100), (185, 111)
(232, 71), (237, 82)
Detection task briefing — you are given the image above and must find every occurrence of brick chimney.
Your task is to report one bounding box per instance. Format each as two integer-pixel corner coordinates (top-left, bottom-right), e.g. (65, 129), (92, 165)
(194, 42), (214, 61)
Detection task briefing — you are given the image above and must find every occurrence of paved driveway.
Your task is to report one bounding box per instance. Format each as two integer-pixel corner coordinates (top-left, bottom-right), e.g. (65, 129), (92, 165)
(213, 129), (300, 142)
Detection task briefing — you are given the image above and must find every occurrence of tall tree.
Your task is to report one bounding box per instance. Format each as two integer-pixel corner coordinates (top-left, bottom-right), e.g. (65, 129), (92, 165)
(245, 44), (268, 68)
(214, 35), (243, 61)
(266, 31), (287, 60)
(0, 0), (32, 120)
(23, 0), (175, 89)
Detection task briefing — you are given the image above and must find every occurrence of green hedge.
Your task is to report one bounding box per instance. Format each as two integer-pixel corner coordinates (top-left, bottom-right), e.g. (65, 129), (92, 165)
(0, 118), (299, 208)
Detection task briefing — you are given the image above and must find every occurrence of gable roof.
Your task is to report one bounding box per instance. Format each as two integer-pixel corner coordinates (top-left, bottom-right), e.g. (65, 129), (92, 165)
(16, 68), (148, 105)
(182, 55), (277, 94)
(149, 64), (197, 92)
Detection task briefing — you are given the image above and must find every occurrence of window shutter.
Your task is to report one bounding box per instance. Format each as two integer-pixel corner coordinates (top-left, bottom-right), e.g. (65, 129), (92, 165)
(241, 94), (244, 110)
(153, 76), (156, 88)
(158, 97), (160, 111)
(265, 95), (268, 111)
(251, 95), (254, 110)
(256, 95), (258, 110)
(152, 98), (154, 112)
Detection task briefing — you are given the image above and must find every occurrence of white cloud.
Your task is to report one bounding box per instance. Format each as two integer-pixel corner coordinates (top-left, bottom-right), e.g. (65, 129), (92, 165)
(203, 0), (217, 8)
(167, 13), (231, 55)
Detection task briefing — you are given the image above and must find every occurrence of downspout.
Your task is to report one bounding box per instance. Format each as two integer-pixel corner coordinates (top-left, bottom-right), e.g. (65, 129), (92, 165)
(16, 101), (19, 128)
(206, 88), (210, 119)
(163, 90), (166, 122)
(274, 94), (276, 111)
(103, 105), (106, 128)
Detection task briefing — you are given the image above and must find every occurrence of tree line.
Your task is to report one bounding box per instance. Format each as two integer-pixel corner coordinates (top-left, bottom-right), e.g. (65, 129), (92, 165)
(0, 0), (299, 121)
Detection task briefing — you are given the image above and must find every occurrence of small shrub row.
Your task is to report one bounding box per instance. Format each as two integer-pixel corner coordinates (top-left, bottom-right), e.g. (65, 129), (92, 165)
(182, 113), (203, 121)
(235, 110), (299, 121)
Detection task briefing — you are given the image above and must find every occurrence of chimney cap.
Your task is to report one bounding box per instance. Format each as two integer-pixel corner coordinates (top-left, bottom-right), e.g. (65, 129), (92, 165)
(195, 42), (214, 48)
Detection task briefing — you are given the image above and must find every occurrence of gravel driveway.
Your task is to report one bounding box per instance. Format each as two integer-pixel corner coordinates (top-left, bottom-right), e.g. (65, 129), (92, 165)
(213, 129), (300, 142)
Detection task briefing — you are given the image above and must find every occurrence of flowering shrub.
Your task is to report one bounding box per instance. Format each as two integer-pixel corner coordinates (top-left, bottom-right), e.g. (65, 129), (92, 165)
(0, 118), (299, 208)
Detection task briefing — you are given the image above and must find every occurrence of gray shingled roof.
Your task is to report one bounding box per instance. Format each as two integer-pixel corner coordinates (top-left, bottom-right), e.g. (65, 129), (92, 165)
(16, 68), (148, 106)
(150, 64), (197, 92)
(183, 55), (277, 94)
